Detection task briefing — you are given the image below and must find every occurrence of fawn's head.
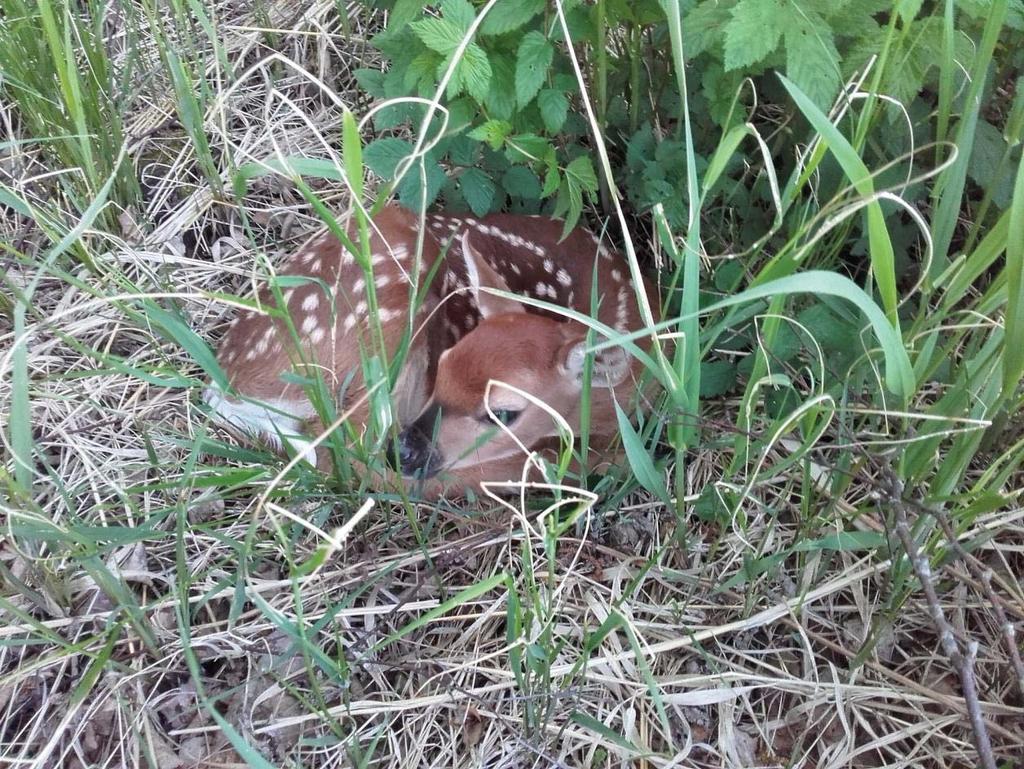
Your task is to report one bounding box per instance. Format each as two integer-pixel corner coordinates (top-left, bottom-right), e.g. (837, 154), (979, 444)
(394, 230), (632, 481)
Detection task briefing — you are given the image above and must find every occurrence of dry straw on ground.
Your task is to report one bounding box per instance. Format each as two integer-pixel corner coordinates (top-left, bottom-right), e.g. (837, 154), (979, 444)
(1, 2), (1022, 767)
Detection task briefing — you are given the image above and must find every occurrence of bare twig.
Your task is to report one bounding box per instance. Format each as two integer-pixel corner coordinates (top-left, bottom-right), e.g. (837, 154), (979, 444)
(911, 494), (1024, 702)
(881, 471), (999, 769)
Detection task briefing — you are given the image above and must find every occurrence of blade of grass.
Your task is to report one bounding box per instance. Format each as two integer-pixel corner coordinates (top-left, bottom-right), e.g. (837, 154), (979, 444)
(929, 0), (1008, 279)
(778, 74), (899, 328)
(1004, 152), (1024, 394)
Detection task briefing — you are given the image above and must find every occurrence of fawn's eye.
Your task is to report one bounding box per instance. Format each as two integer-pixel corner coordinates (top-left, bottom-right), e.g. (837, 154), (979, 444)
(482, 408), (520, 427)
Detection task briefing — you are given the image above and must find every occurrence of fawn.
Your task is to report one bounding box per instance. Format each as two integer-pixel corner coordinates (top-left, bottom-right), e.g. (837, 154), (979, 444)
(203, 204), (659, 497)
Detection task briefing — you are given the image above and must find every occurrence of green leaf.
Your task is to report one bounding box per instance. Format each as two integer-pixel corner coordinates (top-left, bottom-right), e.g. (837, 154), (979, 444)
(683, 1), (732, 58)
(468, 119), (513, 150)
(895, 0), (924, 22)
(723, 0), (784, 71)
(480, 0), (545, 35)
(441, 0), (476, 30)
(484, 53), (516, 120)
(389, 0), (425, 27)
(354, 68), (385, 97)
(363, 137), (414, 178)
(699, 360), (737, 397)
(968, 119), (1017, 210)
(537, 89), (569, 133)
(515, 31), (553, 107)
(411, 17), (464, 54)
(565, 155), (598, 193)
(505, 133), (553, 164)
(783, 13), (840, 109)
(459, 167), (496, 215)
(457, 43), (492, 103)
(541, 162), (561, 198)
(405, 50), (441, 91)
(614, 403), (671, 505)
(396, 157), (448, 211)
(502, 166), (542, 199)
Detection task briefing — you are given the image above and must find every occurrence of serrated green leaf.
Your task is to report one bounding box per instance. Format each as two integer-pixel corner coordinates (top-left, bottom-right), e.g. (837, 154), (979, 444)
(458, 43), (492, 102)
(502, 166), (542, 199)
(515, 31), (554, 107)
(968, 119), (1016, 209)
(389, 0), (425, 27)
(565, 155), (598, 193)
(405, 50), (441, 91)
(895, 0), (924, 22)
(541, 162), (561, 198)
(485, 54), (517, 120)
(411, 16), (464, 54)
(683, 1), (733, 58)
(396, 157), (448, 211)
(468, 119), (513, 149)
(723, 0), (784, 71)
(505, 133), (552, 164)
(363, 137), (414, 178)
(480, 0), (545, 35)
(441, 0), (476, 30)
(700, 360), (737, 397)
(459, 167), (496, 215)
(354, 68), (385, 97)
(783, 13), (840, 109)
(558, 174), (585, 237)
(537, 89), (569, 132)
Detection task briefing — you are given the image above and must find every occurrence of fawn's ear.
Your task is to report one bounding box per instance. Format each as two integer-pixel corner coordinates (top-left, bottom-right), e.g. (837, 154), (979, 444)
(559, 337), (631, 389)
(461, 230), (525, 318)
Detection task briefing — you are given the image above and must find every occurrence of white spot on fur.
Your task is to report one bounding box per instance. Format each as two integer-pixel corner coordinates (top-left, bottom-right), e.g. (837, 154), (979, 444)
(302, 315), (319, 334)
(556, 269), (572, 287)
(611, 269), (622, 282)
(543, 258), (555, 274)
(302, 293), (319, 311)
(309, 327), (325, 344)
(343, 314), (357, 331)
(615, 288), (630, 331)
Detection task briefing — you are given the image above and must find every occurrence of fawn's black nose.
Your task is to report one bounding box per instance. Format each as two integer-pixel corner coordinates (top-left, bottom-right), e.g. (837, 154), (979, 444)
(391, 406), (444, 478)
